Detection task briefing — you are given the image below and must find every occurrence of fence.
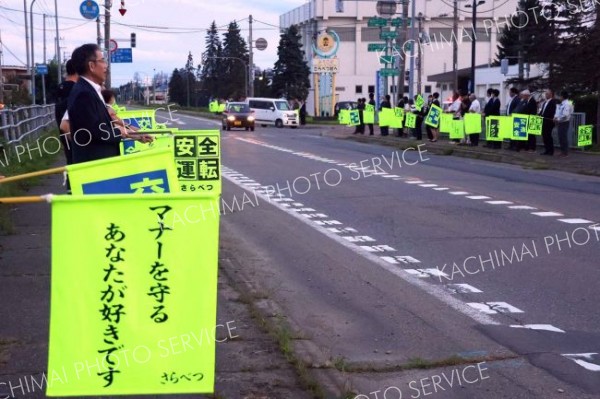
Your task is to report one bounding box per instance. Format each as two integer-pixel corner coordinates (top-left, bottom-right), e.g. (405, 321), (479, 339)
(0, 105), (56, 146)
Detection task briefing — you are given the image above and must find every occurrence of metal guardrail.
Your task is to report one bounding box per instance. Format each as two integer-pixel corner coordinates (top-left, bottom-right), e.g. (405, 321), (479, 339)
(0, 105), (56, 146)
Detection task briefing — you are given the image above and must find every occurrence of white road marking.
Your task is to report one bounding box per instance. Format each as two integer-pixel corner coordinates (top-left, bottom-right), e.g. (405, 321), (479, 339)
(223, 168), (500, 325)
(380, 255), (421, 265)
(360, 245), (397, 253)
(449, 191), (470, 195)
(531, 211), (564, 217)
(562, 353), (600, 372)
(419, 184), (438, 188)
(405, 268), (450, 278)
(467, 302), (524, 314)
(466, 195), (491, 200)
(446, 284), (483, 294)
(508, 205), (537, 210)
(510, 324), (565, 333)
(486, 200), (514, 205)
(557, 218), (593, 224)
(406, 180), (425, 184)
(433, 187), (450, 191)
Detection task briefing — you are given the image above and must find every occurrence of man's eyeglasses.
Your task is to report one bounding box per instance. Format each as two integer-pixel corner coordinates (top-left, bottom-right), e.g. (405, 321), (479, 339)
(90, 58), (108, 64)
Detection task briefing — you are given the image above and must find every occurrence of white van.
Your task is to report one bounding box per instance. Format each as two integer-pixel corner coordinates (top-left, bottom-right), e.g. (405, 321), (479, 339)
(246, 97), (299, 128)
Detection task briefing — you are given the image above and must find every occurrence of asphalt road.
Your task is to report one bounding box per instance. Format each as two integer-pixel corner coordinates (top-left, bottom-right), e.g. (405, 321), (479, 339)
(158, 110), (600, 398)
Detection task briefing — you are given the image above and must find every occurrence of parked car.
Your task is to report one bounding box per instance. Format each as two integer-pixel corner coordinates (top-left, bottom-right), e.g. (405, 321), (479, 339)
(222, 102), (255, 131)
(246, 97), (299, 128)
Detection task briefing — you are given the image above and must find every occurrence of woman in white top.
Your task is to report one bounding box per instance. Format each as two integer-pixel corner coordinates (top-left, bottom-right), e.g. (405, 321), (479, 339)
(553, 91), (574, 157)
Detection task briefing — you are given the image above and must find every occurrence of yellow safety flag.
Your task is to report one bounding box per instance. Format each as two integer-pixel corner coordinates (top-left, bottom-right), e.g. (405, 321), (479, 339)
(527, 115), (543, 136)
(424, 104), (442, 128)
(67, 148), (180, 195)
(405, 112), (417, 129)
(449, 119), (464, 139)
(578, 125), (593, 146)
(378, 108), (394, 127)
(172, 130), (221, 196)
(440, 113), (453, 134)
(47, 193), (219, 396)
(390, 107), (404, 128)
(363, 104), (375, 124)
(338, 109), (351, 125)
(464, 113), (482, 134)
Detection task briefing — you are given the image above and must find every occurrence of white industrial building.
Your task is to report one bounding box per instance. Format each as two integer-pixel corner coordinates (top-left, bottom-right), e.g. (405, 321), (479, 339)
(280, 0), (522, 116)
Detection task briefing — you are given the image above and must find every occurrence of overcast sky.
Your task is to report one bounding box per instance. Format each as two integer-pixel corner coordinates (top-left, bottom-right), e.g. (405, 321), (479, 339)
(1, 0), (307, 85)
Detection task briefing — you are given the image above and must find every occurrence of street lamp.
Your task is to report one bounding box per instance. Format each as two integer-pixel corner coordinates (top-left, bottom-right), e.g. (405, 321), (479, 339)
(30, 0), (37, 105)
(465, 0), (485, 94)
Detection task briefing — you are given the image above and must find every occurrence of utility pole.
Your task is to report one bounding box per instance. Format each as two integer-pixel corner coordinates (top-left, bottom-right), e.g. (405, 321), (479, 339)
(42, 13), (47, 104)
(453, 0), (458, 93)
(408, 0), (416, 97)
(0, 30), (4, 104)
(97, 17), (102, 47)
(398, 0), (409, 99)
(104, 0), (112, 88)
(417, 13), (423, 95)
(24, 0), (31, 98)
(248, 14), (254, 97)
(30, 0), (37, 105)
(466, 0), (485, 94)
(518, 0), (524, 85)
(54, 0), (61, 84)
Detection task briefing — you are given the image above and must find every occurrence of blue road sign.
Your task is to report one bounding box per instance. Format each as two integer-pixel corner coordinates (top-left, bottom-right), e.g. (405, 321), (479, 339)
(35, 64), (48, 75)
(110, 48), (133, 63)
(80, 0), (100, 20)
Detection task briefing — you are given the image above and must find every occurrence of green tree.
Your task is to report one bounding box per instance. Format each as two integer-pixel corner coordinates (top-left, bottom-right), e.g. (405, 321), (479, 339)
(200, 21), (225, 99)
(184, 51), (197, 106)
(168, 68), (186, 106)
(272, 25), (311, 100)
(221, 21), (249, 100)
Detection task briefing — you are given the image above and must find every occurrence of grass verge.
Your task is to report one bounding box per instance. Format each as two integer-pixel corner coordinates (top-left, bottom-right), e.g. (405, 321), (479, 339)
(0, 129), (62, 233)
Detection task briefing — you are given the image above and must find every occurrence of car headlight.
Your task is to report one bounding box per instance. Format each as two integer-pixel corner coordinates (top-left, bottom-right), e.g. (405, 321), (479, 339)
(227, 115), (236, 121)
(247, 115), (255, 122)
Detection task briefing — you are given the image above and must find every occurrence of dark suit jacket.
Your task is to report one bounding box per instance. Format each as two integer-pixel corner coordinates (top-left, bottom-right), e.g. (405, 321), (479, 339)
(505, 96), (520, 115)
(67, 78), (121, 164)
(483, 97), (500, 116)
(540, 99), (556, 131)
(520, 97), (538, 115)
(55, 80), (75, 127)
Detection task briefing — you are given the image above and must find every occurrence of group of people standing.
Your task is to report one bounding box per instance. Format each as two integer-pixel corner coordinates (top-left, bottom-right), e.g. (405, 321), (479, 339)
(350, 86), (574, 157)
(447, 87), (573, 157)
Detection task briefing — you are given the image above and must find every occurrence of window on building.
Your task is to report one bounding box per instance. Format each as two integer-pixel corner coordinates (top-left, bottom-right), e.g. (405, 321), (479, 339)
(336, 27), (356, 42)
(361, 27), (381, 42)
(461, 28), (492, 42)
(355, 85), (363, 94)
(390, 85), (397, 94)
(442, 84), (448, 91)
(425, 85), (432, 93)
(428, 28), (454, 44)
(368, 85), (375, 94)
(404, 85), (409, 93)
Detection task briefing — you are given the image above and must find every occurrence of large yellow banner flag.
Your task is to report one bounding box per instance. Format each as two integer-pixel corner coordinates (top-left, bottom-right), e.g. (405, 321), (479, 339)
(67, 148), (180, 195)
(47, 193), (219, 396)
(116, 109), (165, 131)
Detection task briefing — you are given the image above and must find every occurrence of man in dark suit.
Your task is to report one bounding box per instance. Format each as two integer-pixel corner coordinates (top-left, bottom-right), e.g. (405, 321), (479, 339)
(380, 94), (391, 136)
(483, 89), (501, 148)
(539, 89), (557, 155)
(505, 87), (520, 150)
(67, 43), (124, 164)
(55, 59), (78, 165)
(516, 89), (538, 152)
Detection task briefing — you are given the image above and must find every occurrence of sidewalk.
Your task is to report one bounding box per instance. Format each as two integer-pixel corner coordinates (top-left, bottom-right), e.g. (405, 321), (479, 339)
(321, 125), (600, 177)
(0, 170), (313, 399)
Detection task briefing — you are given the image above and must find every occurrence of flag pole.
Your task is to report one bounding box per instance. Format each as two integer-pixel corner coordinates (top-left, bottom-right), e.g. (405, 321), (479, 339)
(0, 167), (66, 184)
(0, 196), (49, 203)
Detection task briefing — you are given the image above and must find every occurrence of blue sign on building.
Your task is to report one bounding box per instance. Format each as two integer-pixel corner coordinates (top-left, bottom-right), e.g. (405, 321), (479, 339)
(79, 0), (100, 20)
(110, 48), (133, 63)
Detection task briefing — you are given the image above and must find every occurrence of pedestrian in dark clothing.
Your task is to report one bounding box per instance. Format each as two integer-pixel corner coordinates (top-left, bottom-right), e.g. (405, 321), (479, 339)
(367, 93), (375, 135)
(353, 98), (365, 134)
(55, 59), (78, 166)
(425, 95), (433, 141)
(539, 89), (557, 155)
(299, 100), (307, 125)
(380, 95), (391, 136)
(483, 88), (501, 148)
(505, 87), (521, 150)
(517, 90), (538, 152)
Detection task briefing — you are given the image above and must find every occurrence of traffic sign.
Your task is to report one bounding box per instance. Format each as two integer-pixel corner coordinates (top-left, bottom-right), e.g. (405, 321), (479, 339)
(380, 68), (399, 77)
(368, 17), (388, 27)
(391, 17), (412, 27)
(379, 55), (393, 65)
(110, 48), (133, 63)
(380, 30), (397, 40)
(368, 43), (387, 52)
(109, 39), (118, 53)
(255, 38), (268, 51)
(35, 64), (48, 75)
(79, 0), (100, 20)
